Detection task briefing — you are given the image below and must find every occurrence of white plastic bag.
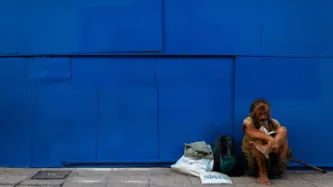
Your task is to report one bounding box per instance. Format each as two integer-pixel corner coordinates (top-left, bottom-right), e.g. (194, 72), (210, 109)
(171, 155), (214, 177)
(199, 171), (233, 185)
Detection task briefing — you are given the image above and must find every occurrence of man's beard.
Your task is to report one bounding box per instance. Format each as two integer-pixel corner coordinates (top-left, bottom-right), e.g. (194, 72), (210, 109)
(259, 118), (270, 129)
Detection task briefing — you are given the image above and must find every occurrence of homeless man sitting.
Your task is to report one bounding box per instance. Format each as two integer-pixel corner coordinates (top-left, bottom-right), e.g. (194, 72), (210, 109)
(242, 99), (292, 185)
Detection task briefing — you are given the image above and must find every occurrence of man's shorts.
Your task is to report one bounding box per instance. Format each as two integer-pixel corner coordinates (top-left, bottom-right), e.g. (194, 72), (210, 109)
(243, 148), (292, 179)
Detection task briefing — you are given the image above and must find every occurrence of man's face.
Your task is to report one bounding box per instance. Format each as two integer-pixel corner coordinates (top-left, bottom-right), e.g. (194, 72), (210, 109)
(255, 104), (269, 121)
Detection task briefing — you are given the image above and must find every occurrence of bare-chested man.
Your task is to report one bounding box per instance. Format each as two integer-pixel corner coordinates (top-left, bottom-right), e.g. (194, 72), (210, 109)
(242, 99), (292, 185)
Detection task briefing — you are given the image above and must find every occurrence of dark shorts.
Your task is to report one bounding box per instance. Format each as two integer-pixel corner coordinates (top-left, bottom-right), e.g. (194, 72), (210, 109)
(244, 148), (292, 179)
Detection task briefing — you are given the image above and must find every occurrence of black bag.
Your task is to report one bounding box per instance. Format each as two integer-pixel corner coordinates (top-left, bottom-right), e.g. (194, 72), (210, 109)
(213, 136), (245, 176)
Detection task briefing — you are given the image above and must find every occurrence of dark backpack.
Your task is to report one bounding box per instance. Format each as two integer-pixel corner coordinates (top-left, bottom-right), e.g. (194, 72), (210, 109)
(213, 136), (245, 176)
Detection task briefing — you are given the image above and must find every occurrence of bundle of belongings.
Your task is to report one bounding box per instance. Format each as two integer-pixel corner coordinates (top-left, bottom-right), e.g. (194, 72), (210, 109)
(171, 136), (244, 184)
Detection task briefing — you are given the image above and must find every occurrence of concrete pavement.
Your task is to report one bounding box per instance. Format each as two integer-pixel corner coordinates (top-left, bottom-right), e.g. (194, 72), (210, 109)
(0, 167), (330, 187)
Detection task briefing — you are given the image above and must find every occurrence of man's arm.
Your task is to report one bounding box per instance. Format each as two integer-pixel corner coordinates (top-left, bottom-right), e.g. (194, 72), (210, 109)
(243, 119), (274, 142)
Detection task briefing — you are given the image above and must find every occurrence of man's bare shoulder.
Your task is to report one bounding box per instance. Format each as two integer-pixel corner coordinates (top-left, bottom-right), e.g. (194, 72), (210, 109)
(243, 117), (253, 124)
(271, 118), (281, 127)
(243, 117), (255, 129)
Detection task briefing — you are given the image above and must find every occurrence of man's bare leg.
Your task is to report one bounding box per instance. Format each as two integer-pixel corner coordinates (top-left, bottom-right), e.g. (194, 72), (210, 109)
(279, 138), (288, 159)
(272, 127), (288, 157)
(250, 140), (271, 185)
(268, 127), (289, 178)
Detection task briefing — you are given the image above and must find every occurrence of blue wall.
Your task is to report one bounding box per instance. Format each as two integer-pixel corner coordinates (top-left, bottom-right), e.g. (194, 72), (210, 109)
(0, 0), (332, 167)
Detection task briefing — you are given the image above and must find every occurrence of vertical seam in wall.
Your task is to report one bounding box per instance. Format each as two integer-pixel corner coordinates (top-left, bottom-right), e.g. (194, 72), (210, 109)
(69, 58), (73, 81)
(96, 88), (99, 160)
(154, 70), (160, 159)
(161, 0), (165, 52)
(29, 90), (37, 167)
(260, 0), (263, 48)
(24, 58), (28, 85)
(231, 57), (236, 136)
(260, 24), (263, 47)
(27, 57), (33, 167)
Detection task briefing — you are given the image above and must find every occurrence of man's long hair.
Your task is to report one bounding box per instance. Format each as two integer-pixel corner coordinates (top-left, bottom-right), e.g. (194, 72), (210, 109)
(249, 99), (275, 130)
(249, 99), (271, 116)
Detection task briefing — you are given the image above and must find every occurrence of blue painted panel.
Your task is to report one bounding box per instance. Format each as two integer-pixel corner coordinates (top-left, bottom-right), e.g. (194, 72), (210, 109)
(0, 58), (26, 86)
(0, 0), (162, 55)
(235, 57), (321, 100)
(31, 84), (97, 167)
(234, 57), (332, 166)
(156, 58), (234, 160)
(26, 58), (71, 83)
(0, 58), (31, 167)
(0, 87), (34, 167)
(71, 58), (154, 87)
(97, 86), (158, 161)
(164, 0), (261, 54)
(262, 0), (333, 57)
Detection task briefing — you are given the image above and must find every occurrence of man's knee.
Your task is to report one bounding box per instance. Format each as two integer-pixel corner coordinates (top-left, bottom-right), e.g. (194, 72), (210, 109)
(277, 126), (287, 134)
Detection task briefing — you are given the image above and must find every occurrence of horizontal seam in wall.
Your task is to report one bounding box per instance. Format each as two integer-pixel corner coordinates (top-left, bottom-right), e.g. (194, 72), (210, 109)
(0, 54), (332, 59)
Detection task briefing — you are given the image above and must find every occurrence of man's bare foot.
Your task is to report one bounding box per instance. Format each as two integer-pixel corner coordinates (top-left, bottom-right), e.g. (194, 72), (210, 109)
(258, 172), (271, 185)
(249, 141), (269, 159)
